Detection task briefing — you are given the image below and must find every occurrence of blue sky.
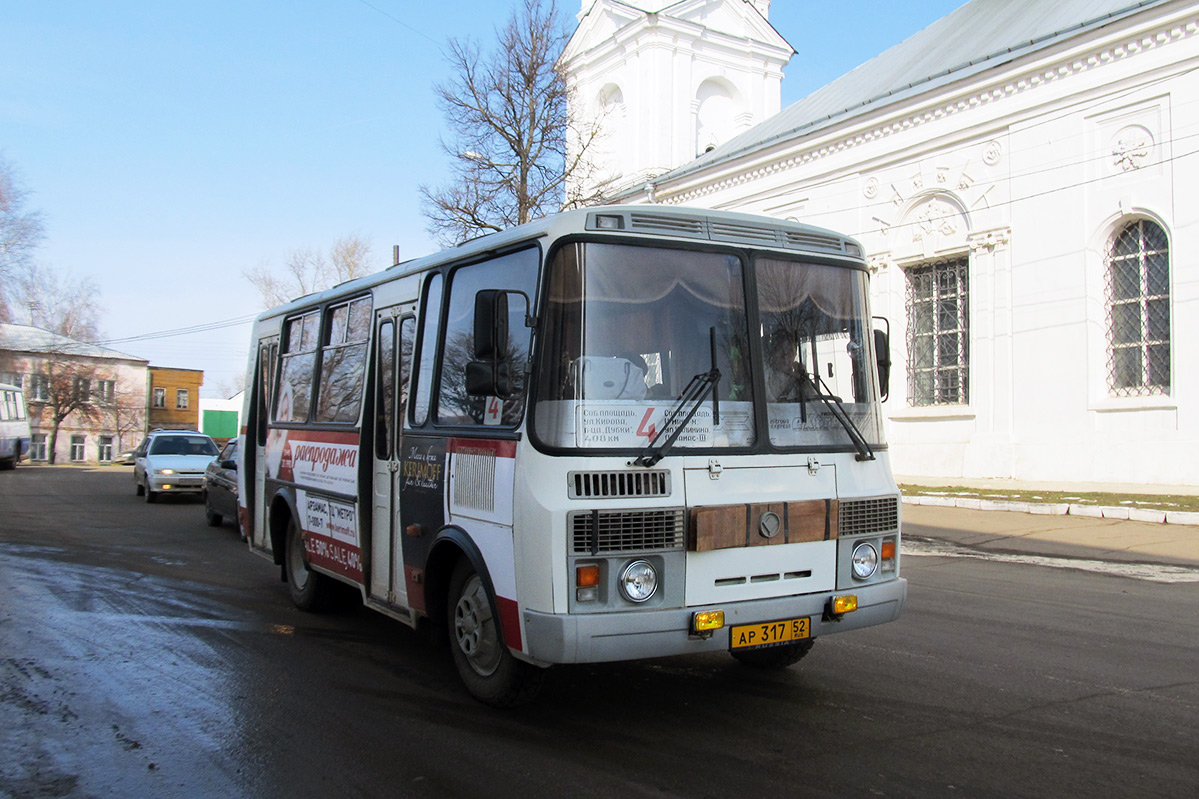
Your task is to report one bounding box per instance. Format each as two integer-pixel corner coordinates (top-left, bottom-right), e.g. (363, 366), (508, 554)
(1, 0), (964, 397)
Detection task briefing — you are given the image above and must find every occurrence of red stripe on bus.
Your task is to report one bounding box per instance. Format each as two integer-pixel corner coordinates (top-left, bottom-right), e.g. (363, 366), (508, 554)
(448, 437), (517, 458)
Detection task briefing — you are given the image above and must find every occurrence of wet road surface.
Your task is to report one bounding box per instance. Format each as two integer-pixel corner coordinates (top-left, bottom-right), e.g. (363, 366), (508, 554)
(2, 467), (1197, 798)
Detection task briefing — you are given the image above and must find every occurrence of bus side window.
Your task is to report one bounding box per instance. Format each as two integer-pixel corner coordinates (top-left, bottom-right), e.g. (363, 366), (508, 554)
(410, 273), (444, 427)
(275, 311), (320, 423)
(436, 248), (538, 426)
(375, 320), (396, 460)
(399, 317), (415, 419)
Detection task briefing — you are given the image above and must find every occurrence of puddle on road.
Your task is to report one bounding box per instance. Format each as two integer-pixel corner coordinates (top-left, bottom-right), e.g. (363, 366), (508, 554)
(903, 537), (1199, 583)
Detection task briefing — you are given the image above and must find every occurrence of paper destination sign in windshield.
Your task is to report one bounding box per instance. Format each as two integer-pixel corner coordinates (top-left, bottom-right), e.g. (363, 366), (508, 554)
(575, 401), (753, 448)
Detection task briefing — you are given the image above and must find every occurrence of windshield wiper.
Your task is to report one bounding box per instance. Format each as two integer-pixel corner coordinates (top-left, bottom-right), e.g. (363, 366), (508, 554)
(632, 368), (720, 467)
(810, 375), (875, 462)
(633, 329), (722, 468)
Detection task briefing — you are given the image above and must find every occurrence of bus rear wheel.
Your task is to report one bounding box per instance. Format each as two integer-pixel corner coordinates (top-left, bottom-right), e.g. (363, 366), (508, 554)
(447, 559), (544, 707)
(730, 639), (815, 669)
(285, 518), (329, 612)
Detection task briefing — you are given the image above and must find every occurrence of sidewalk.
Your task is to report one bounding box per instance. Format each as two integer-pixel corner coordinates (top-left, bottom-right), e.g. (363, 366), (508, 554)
(901, 502), (1199, 569)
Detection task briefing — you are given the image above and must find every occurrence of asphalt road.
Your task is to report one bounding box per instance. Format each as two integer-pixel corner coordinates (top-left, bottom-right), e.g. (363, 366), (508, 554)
(2, 467), (1196, 799)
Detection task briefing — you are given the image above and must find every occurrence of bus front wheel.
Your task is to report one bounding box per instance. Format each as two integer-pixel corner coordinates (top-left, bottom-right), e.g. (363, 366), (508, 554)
(285, 518), (329, 612)
(730, 639), (815, 669)
(447, 559), (544, 707)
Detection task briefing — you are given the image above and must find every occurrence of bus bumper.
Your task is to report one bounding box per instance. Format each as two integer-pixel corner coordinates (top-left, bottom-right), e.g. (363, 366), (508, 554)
(521, 577), (907, 665)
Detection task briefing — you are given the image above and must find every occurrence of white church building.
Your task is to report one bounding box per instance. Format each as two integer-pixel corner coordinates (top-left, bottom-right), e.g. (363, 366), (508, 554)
(563, 0), (1198, 486)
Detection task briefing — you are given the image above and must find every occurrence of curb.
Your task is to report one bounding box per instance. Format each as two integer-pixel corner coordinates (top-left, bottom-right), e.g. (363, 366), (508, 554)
(902, 495), (1199, 526)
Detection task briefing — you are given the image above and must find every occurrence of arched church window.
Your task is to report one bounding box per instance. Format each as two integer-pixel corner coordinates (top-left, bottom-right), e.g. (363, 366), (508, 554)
(1106, 219), (1171, 396)
(695, 80), (737, 156)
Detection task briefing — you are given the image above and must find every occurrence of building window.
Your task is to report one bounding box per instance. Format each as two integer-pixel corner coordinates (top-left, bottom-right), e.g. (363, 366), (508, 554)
(70, 435), (86, 462)
(98, 435), (114, 462)
(153, 387), (166, 408)
(0, 371), (21, 388)
(74, 377), (91, 403)
(29, 373), (49, 402)
(96, 379), (115, 405)
(1106, 219), (1170, 396)
(906, 257), (969, 406)
(30, 434), (47, 461)
(176, 389), (189, 410)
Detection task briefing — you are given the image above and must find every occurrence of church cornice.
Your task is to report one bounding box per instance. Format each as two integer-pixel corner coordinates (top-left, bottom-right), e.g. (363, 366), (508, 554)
(646, 8), (1199, 206)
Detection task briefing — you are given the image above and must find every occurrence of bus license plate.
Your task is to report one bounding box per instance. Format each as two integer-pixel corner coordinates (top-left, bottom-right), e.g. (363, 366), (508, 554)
(730, 617), (810, 650)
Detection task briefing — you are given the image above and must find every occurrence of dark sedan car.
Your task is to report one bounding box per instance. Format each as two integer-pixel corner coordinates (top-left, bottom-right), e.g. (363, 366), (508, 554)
(203, 439), (239, 532)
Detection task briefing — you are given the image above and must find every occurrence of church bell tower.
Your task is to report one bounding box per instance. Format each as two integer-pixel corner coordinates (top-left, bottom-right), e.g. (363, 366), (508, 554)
(562, 0), (793, 196)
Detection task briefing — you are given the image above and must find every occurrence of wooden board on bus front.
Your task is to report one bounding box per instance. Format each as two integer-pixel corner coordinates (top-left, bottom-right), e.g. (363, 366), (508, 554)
(690, 499), (837, 551)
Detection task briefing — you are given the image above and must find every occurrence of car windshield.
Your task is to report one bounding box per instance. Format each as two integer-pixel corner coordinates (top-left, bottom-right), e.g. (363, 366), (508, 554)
(149, 435), (219, 457)
(533, 242), (884, 452)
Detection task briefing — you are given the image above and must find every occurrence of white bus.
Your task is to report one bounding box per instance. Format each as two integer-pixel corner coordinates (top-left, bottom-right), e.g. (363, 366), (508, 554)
(239, 206), (906, 705)
(0, 382), (32, 470)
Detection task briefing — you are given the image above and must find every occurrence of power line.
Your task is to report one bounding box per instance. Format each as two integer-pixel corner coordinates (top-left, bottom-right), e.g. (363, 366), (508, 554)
(95, 314), (258, 347)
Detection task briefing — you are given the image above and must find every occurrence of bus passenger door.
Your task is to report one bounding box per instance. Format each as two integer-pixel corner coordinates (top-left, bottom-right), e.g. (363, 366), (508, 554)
(370, 311), (415, 607)
(247, 337), (278, 553)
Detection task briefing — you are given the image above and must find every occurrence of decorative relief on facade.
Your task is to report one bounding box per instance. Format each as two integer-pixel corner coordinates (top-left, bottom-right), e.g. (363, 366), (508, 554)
(968, 227), (1012, 253)
(983, 140), (1003, 166)
(863, 177), (879, 199)
(1111, 124), (1154, 171)
(912, 197), (961, 245)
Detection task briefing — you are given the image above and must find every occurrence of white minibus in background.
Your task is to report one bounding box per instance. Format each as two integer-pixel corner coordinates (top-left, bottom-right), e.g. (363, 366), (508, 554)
(0, 382), (31, 470)
(239, 205), (906, 705)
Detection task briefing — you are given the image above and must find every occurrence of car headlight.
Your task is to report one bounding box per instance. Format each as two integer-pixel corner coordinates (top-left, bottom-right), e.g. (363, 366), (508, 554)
(619, 560), (658, 603)
(851, 542), (879, 579)
(155, 468), (176, 475)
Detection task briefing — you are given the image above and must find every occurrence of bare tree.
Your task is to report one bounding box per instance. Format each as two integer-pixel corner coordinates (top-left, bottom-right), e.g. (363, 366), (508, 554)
(103, 374), (148, 456)
(421, 0), (611, 247)
(5, 262), (103, 341)
(31, 358), (102, 464)
(244, 234), (375, 309)
(0, 155), (47, 322)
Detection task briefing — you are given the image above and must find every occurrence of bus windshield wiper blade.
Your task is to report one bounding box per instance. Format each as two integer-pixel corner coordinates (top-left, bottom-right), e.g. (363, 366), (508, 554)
(632, 368), (720, 467)
(811, 375), (875, 462)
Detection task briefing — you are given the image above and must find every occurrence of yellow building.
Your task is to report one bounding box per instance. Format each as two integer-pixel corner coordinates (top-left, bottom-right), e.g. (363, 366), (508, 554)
(148, 367), (204, 431)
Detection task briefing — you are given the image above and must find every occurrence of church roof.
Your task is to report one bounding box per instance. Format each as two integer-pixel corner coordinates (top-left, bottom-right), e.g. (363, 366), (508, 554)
(0, 323), (148, 364)
(643, 0), (1171, 188)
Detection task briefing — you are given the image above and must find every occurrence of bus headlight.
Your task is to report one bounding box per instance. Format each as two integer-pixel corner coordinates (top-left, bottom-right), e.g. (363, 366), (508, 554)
(851, 542), (879, 580)
(619, 560), (658, 603)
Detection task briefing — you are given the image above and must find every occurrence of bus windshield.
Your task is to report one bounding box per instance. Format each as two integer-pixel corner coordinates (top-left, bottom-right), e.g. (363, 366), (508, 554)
(533, 241), (883, 452)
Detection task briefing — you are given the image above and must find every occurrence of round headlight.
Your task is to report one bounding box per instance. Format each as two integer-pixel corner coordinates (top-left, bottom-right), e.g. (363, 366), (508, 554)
(851, 542), (879, 580)
(619, 560), (658, 603)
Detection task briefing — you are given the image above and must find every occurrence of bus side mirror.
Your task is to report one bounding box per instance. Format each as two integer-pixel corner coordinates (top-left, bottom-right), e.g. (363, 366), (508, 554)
(874, 325), (891, 402)
(467, 290), (513, 397)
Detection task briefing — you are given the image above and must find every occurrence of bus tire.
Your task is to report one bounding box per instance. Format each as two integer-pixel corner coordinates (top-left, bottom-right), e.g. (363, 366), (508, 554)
(285, 517), (328, 611)
(447, 559), (544, 707)
(730, 639), (815, 669)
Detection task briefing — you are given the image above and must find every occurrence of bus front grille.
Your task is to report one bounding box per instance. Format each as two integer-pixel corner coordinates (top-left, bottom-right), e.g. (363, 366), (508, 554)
(568, 470), (671, 499)
(570, 508), (686, 554)
(838, 496), (900, 537)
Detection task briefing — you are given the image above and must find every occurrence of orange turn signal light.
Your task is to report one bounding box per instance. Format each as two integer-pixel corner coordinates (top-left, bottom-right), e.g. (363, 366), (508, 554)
(693, 610), (725, 633)
(880, 540), (896, 561)
(832, 594), (859, 615)
(576, 564), (600, 588)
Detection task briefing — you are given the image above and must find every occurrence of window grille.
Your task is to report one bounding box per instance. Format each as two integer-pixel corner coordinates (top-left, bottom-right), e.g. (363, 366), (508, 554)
(905, 257), (969, 406)
(1106, 220), (1170, 396)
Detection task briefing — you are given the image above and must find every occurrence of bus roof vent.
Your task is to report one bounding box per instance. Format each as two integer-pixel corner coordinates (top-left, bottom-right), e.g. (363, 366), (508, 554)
(783, 230), (845, 253)
(627, 213), (707, 238)
(568, 470), (672, 499)
(709, 220), (783, 247)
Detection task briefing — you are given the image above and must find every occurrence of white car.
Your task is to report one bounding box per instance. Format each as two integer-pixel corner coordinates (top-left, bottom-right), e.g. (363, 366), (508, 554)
(133, 430), (220, 503)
